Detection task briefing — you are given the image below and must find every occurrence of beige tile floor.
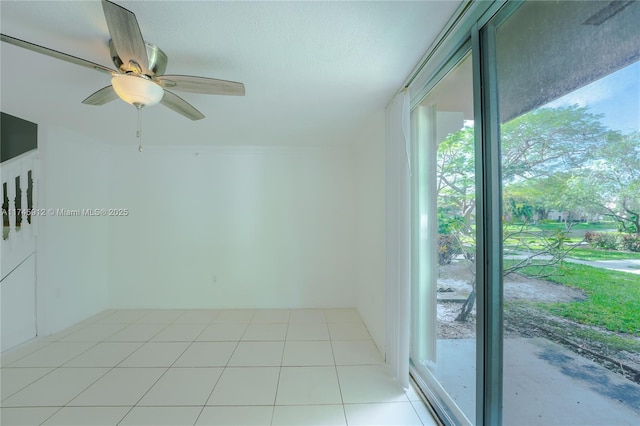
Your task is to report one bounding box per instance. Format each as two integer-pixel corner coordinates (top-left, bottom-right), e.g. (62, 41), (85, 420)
(1, 309), (437, 425)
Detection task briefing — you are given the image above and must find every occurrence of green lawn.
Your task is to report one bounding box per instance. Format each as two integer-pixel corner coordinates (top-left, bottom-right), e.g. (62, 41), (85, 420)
(505, 221), (618, 242)
(503, 226), (640, 260)
(536, 221), (618, 231)
(513, 262), (640, 335)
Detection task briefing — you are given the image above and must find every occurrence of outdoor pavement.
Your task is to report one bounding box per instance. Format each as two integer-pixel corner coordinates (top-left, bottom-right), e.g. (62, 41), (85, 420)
(565, 258), (640, 275)
(505, 253), (640, 275)
(434, 338), (640, 425)
(433, 252), (640, 424)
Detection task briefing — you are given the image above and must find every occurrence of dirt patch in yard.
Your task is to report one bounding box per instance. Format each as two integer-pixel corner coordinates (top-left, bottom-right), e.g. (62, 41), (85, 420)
(438, 260), (586, 303)
(504, 276), (586, 302)
(436, 262), (585, 340)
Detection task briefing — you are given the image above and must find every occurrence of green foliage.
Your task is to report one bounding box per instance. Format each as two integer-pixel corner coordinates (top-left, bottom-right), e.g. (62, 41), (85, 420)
(439, 105), (637, 231)
(438, 213), (468, 264)
(503, 174), (571, 220)
(502, 222), (579, 257)
(438, 234), (462, 265)
(565, 131), (640, 232)
(517, 263), (640, 335)
(621, 215), (638, 234)
(583, 231), (640, 252)
(439, 105), (640, 327)
(585, 231), (619, 250)
(437, 127), (476, 221)
(539, 221), (617, 231)
(501, 109), (639, 231)
(504, 198), (534, 222)
(437, 127), (476, 266)
(506, 299), (640, 353)
(440, 105), (636, 231)
(500, 105), (608, 183)
(437, 213), (465, 235)
(620, 234), (640, 252)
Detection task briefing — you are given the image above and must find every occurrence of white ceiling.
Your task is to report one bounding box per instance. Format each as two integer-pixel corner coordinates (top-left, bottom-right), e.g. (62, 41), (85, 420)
(1, 0), (461, 147)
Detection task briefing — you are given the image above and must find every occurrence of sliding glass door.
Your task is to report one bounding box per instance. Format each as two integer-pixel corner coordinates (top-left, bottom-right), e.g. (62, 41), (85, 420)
(494, 1), (640, 424)
(410, 51), (476, 425)
(410, 1), (640, 424)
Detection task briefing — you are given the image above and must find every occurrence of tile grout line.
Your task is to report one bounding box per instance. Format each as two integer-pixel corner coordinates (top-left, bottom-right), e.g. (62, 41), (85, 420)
(54, 310), (179, 425)
(35, 326), (131, 424)
(117, 311), (213, 425)
(192, 317), (243, 426)
(268, 318), (290, 425)
(326, 312), (349, 426)
(63, 311), (164, 425)
(1, 313), (119, 417)
(2, 308), (401, 426)
(113, 309), (188, 426)
(0, 367), (57, 403)
(36, 405), (64, 426)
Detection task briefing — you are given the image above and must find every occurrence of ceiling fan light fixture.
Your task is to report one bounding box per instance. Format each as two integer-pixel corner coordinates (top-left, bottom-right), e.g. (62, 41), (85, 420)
(2, 0), (244, 121)
(111, 74), (164, 107)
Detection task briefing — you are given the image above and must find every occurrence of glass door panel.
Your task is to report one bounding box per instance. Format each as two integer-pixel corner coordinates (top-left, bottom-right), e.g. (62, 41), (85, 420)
(411, 52), (476, 425)
(495, 1), (640, 424)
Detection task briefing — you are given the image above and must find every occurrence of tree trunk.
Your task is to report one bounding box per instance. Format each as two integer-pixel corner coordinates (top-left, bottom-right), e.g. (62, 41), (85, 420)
(455, 288), (476, 322)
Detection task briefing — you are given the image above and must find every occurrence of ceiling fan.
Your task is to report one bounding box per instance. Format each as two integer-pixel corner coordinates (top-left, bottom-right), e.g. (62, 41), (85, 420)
(0, 0), (245, 123)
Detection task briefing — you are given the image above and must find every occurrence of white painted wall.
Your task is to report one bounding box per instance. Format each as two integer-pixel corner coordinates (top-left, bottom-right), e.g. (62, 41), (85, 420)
(10, 122), (380, 339)
(1, 254), (36, 351)
(107, 146), (356, 309)
(35, 126), (110, 336)
(354, 111), (387, 354)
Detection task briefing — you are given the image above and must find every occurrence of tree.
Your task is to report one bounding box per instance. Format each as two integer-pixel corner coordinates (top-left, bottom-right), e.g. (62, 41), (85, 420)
(438, 105), (611, 225)
(437, 126), (476, 223)
(500, 105), (608, 183)
(564, 131), (640, 233)
(455, 221), (578, 322)
(436, 105), (611, 322)
(502, 174), (571, 222)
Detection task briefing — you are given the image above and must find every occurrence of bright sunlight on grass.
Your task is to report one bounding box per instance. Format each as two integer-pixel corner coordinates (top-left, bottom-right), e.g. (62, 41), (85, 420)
(516, 262), (640, 335)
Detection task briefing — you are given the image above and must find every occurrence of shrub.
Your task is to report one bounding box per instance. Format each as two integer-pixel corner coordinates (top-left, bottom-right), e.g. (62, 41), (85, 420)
(586, 232), (619, 250)
(438, 234), (462, 264)
(584, 231), (596, 243)
(620, 234), (640, 252)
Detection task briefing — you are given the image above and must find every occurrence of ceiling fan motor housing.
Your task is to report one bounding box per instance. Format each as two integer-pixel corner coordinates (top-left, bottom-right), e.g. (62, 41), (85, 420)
(109, 39), (167, 77)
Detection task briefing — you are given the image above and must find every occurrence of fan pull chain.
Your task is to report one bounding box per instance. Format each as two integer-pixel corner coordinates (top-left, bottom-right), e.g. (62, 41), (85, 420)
(136, 105), (143, 152)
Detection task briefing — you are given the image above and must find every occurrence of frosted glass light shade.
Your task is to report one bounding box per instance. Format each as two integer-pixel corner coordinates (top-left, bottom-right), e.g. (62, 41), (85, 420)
(111, 75), (164, 107)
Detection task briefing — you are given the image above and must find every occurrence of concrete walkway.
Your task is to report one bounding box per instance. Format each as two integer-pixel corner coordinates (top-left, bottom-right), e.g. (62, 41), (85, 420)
(565, 257), (640, 275)
(434, 254), (640, 424)
(505, 252), (640, 275)
(503, 337), (640, 425)
(433, 338), (640, 425)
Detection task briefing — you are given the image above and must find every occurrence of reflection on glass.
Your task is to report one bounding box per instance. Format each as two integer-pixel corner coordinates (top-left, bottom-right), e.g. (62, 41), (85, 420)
(2, 182), (8, 240)
(496, 1), (640, 424)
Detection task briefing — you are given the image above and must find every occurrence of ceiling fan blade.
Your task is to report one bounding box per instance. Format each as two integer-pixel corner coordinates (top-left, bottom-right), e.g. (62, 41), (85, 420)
(157, 75), (245, 96)
(161, 90), (205, 121)
(101, 0), (149, 73)
(82, 85), (119, 106)
(0, 33), (115, 74)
